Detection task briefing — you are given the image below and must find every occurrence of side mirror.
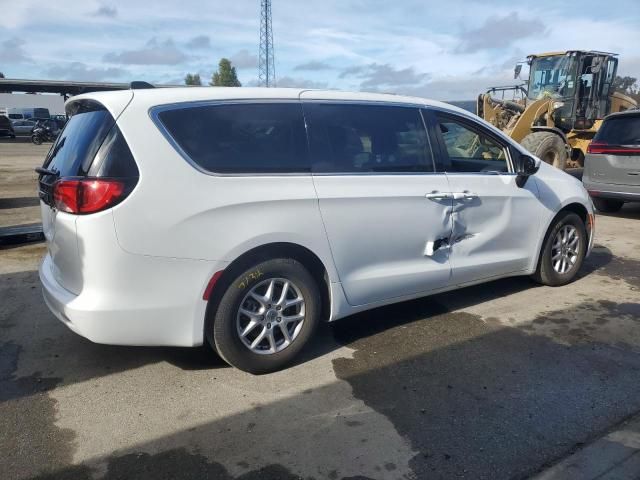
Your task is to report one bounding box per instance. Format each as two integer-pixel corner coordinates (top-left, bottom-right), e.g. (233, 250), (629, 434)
(514, 64), (522, 79)
(515, 154), (539, 187)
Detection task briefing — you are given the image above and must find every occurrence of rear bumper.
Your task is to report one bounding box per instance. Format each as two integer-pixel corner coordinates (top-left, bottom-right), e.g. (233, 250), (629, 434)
(39, 252), (226, 347)
(583, 179), (640, 202)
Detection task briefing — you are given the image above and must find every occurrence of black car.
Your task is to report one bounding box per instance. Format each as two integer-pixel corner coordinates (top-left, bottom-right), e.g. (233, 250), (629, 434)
(0, 115), (16, 138)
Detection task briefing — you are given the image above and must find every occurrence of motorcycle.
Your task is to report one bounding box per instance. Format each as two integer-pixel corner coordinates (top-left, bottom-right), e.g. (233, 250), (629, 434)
(31, 122), (58, 145)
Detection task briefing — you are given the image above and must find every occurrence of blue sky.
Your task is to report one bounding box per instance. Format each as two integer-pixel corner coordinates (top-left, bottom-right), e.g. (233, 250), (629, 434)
(0, 0), (638, 100)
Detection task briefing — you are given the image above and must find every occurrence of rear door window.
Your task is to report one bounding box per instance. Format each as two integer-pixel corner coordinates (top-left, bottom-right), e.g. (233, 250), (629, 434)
(304, 103), (434, 173)
(596, 115), (640, 145)
(155, 102), (309, 174)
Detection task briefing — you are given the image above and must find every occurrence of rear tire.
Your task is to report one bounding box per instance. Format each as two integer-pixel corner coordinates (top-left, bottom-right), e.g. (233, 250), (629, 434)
(211, 258), (321, 374)
(521, 132), (567, 170)
(592, 197), (623, 213)
(532, 212), (587, 286)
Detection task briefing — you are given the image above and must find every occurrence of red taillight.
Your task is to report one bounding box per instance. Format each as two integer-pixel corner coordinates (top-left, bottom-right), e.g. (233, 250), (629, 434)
(587, 141), (640, 155)
(53, 179), (125, 214)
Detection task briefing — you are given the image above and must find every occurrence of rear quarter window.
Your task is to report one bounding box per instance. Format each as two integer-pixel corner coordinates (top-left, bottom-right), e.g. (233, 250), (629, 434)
(154, 102), (309, 174)
(595, 115), (640, 145)
(44, 107), (115, 176)
(41, 101), (138, 179)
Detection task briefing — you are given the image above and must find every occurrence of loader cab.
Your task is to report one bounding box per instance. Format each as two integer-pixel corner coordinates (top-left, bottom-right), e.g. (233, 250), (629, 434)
(525, 51), (618, 132)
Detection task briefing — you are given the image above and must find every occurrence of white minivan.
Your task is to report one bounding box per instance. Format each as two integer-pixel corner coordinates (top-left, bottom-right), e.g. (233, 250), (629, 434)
(38, 87), (594, 373)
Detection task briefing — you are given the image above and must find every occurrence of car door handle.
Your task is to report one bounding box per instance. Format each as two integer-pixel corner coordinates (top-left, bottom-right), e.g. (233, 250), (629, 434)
(452, 191), (478, 200)
(425, 192), (453, 200)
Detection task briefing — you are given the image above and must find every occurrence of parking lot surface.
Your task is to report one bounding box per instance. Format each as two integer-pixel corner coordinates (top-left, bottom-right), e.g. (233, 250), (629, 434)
(1, 142), (640, 479)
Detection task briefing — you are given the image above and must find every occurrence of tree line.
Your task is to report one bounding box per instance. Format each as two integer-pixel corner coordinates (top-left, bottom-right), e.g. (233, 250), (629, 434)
(184, 58), (240, 87)
(613, 76), (640, 103)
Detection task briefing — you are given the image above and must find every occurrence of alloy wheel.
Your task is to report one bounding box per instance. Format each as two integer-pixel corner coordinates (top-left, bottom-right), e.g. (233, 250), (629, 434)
(551, 225), (580, 274)
(236, 278), (305, 355)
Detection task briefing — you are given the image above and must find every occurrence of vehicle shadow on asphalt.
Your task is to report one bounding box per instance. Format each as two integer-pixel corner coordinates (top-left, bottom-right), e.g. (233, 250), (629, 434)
(296, 244), (615, 366)
(596, 203), (640, 220)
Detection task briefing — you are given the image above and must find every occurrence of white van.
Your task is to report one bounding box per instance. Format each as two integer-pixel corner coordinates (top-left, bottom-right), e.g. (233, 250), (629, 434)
(38, 87), (594, 373)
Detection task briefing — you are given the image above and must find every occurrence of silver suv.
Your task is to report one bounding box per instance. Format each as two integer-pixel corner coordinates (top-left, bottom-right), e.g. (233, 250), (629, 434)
(583, 110), (640, 212)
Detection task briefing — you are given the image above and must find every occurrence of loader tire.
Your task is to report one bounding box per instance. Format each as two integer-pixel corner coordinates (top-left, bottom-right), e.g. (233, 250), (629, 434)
(521, 132), (566, 171)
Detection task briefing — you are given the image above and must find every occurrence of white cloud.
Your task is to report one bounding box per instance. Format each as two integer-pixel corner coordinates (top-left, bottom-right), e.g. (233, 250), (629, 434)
(103, 38), (189, 65)
(186, 35), (211, 49)
(274, 76), (328, 88)
(230, 49), (258, 69)
(294, 61), (333, 71)
(339, 63), (429, 90)
(45, 61), (128, 81)
(93, 5), (117, 18)
(0, 38), (31, 64)
(455, 12), (545, 54)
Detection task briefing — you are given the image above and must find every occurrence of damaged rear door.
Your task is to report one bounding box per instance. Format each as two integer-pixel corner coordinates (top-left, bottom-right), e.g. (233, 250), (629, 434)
(427, 109), (542, 285)
(303, 99), (453, 306)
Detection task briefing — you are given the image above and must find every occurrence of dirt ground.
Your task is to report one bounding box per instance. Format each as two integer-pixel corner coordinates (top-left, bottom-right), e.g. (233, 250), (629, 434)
(0, 139), (49, 227)
(1, 141), (640, 480)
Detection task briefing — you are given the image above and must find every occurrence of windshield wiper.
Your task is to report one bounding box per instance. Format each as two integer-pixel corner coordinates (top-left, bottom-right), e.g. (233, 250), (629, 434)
(35, 167), (59, 176)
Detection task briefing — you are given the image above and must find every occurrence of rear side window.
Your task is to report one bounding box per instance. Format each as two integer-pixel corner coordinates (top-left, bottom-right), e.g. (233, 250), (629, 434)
(595, 115), (640, 145)
(87, 124), (139, 178)
(155, 103), (309, 174)
(44, 106), (115, 176)
(304, 103), (434, 173)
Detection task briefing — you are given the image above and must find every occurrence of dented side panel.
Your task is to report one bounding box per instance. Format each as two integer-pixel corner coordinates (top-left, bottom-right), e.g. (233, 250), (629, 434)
(312, 174), (453, 306)
(445, 173), (542, 285)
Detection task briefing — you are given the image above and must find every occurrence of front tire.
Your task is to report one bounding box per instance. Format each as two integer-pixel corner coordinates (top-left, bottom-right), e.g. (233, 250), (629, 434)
(532, 212), (587, 286)
(521, 131), (567, 171)
(211, 258), (321, 374)
(31, 135), (42, 145)
(592, 197), (623, 213)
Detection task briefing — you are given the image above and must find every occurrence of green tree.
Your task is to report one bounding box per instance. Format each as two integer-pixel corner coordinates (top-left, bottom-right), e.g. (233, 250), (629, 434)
(613, 75), (640, 102)
(210, 58), (241, 87)
(184, 73), (202, 86)
(0, 72), (5, 78)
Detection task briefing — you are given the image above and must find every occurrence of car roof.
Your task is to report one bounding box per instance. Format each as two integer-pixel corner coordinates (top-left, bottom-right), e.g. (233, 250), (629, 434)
(604, 108), (640, 121)
(67, 86), (470, 115)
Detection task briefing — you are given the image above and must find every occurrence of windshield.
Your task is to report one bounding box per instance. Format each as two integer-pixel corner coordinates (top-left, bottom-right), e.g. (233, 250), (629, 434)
(527, 55), (578, 100)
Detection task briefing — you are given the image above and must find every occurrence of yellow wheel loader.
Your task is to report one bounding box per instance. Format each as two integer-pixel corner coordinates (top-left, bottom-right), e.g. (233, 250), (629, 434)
(477, 51), (637, 169)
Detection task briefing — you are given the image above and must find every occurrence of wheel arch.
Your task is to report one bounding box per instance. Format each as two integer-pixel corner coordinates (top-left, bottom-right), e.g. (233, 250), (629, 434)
(204, 242), (332, 347)
(533, 202), (589, 273)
